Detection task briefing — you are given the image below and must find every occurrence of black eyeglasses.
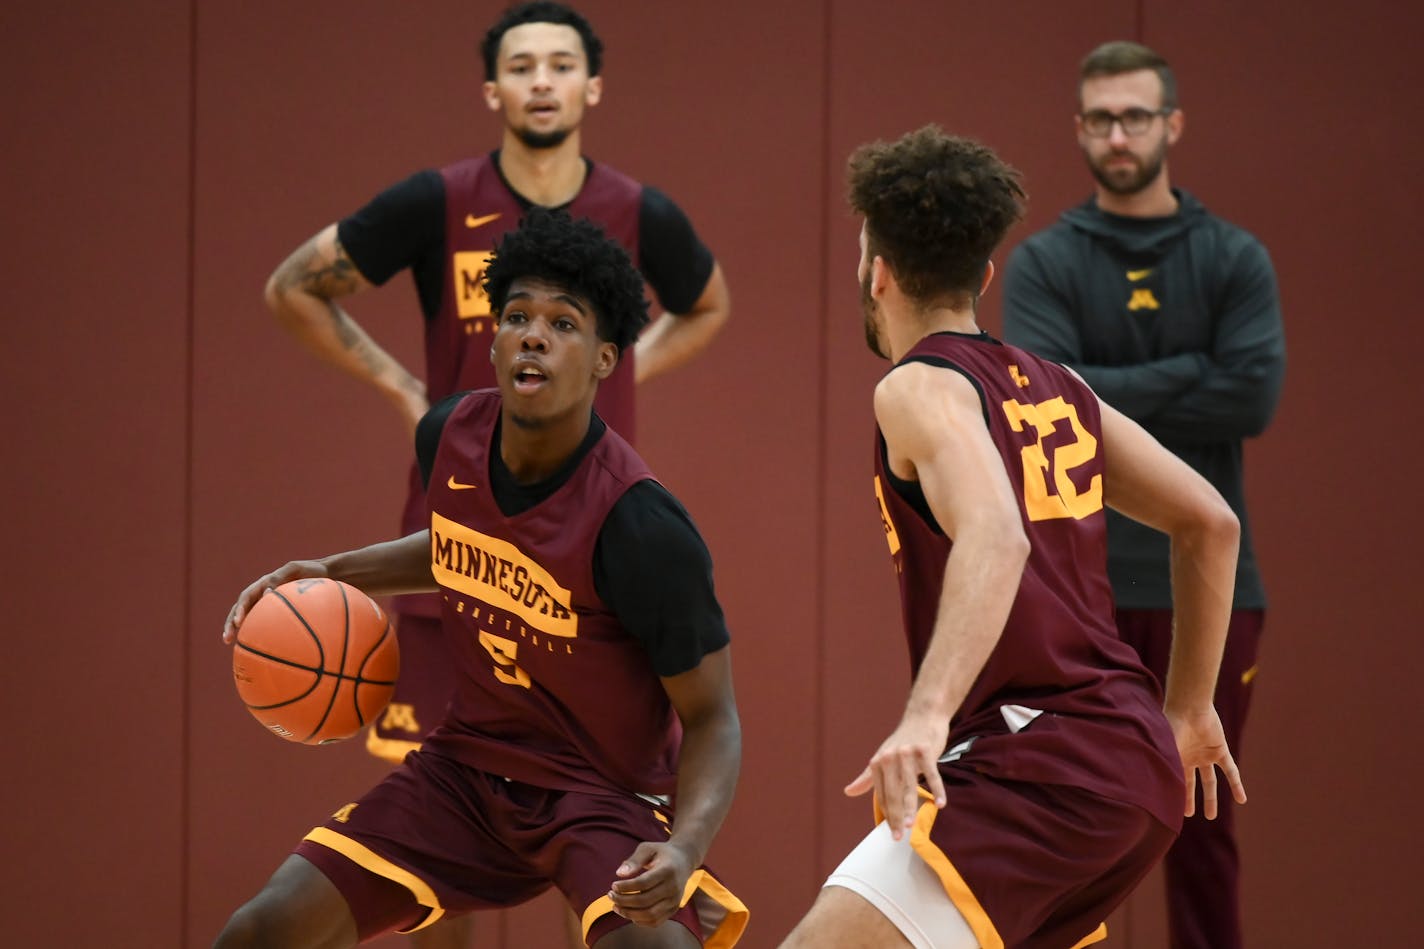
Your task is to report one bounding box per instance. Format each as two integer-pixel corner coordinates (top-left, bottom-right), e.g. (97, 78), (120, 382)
(1078, 107), (1173, 138)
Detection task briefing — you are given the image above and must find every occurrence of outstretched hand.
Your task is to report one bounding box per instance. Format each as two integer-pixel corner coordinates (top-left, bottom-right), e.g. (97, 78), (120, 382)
(845, 713), (949, 841)
(1167, 705), (1247, 819)
(222, 560), (330, 644)
(607, 840), (697, 928)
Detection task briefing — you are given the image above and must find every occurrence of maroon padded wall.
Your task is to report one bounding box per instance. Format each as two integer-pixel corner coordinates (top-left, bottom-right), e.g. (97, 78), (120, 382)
(2, 4), (192, 947)
(3, 2), (1422, 947)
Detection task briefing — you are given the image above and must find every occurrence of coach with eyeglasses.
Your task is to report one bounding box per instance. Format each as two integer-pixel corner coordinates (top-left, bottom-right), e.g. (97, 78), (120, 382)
(1002, 40), (1286, 949)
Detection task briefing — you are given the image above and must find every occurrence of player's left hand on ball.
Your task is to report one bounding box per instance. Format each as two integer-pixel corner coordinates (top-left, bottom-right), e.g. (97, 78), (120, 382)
(845, 713), (949, 841)
(607, 840), (696, 927)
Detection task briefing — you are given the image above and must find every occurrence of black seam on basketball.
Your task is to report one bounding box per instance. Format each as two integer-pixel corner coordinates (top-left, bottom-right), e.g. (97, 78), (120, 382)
(334, 582), (356, 730)
(352, 618), (395, 725)
(233, 641), (395, 686)
(271, 583), (336, 741)
(232, 641), (325, 709)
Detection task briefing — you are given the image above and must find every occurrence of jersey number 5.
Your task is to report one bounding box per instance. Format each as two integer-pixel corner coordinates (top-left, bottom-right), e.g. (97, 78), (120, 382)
(479, 631), (532, 689)
(1000, 396), (1103, 521)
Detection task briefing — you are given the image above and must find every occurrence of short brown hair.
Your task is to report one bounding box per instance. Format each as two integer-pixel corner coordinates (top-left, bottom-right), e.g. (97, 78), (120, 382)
(847, 125), (1025, 307)
(1079, 41), (1178, 110)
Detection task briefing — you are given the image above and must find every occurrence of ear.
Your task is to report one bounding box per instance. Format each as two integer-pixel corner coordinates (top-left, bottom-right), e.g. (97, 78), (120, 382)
(870, 255), (892, 299)
(1073, 112), (1090, 149)
(980, 259), (996, 297)
(482, 80), (501, 113)
(593, 340), (619, 380)
(1166, 108), (1185, 146)
(584, 74), (603, 108)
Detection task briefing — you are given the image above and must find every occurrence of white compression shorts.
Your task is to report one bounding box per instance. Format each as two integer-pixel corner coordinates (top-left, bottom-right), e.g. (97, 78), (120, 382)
(824, 820), (979, 949)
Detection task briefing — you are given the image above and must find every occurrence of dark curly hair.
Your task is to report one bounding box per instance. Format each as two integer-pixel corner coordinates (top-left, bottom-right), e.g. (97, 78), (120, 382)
(847, 125), (1025, 308)
(481, 2), (603, 81)
(484, 207), (649, 353)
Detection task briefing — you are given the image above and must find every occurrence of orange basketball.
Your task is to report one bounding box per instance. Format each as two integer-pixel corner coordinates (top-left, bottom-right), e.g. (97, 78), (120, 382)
(232, 578), (399, 745)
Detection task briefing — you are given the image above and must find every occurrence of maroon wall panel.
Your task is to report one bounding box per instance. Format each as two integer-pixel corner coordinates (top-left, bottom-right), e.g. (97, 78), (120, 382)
(0, 3), (192, 946)
(1140, 2), (1424, 944)
(186, 3), (467, 944)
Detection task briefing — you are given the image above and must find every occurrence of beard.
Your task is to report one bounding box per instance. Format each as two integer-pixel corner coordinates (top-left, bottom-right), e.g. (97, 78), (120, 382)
(1086, 136), (1168, 196)
(860, 271), (889, 360)
(513, 125), (573, 150)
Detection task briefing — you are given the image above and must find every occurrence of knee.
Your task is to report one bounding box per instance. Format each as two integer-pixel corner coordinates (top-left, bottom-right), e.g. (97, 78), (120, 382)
(213, 898), (282, 948)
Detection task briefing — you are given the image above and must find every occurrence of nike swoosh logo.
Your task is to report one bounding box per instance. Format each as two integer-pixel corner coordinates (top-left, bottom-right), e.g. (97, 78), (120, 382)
(1126, 269), (1152, 281)
(447, 475), (478, 491)
(465, 212), (501, 229)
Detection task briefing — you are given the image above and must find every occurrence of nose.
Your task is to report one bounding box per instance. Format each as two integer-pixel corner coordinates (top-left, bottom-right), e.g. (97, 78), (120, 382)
(520, 319), (550, 352)
(1107, 120), (1130, 147)
(532, 63), (554, 91)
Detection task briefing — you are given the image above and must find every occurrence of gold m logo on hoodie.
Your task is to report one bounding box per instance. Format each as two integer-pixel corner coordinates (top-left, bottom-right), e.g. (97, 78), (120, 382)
(1127, 288), (1161, 311)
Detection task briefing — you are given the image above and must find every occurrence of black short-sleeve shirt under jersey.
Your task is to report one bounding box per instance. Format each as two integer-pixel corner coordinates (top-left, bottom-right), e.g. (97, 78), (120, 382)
(416, 393), (729, 676)
(338, 156), (715, 320)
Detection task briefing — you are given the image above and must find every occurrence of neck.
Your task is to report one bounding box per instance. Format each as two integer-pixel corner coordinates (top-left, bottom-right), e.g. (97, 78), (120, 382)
(497, 402), (593, 484)
(498, 130), (587, 206)
(888, 306), (980, 361)
(1097, 174), (1179, 218)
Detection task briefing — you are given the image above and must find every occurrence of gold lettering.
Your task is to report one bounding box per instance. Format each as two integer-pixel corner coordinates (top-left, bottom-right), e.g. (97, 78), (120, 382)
(453, 251), (494, 319)
(873, 475), (902, 556)
(429, 512), (578, 637)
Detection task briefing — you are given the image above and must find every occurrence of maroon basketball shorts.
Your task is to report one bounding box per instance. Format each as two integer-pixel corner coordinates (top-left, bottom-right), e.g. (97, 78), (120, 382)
(894, 769), (1176, 949)
(294, 749), (748, 946)
(365, 614), (454, 763)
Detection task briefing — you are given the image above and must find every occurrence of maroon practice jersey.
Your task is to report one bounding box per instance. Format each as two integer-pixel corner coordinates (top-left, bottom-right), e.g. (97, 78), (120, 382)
(418, 391), (682, 796)
(873, 331), (1183, 829)
(390, 155), (643, 619)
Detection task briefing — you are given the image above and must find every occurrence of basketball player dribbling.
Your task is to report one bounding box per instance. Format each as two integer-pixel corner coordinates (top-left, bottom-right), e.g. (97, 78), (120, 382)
(218, 210), (746, 949)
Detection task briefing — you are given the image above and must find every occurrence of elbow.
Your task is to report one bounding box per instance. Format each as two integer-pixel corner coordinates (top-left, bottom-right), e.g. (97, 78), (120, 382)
(1199, 495), (1241, 556)
(263, 271), (291, 319)
(994, 521), (1033, 576)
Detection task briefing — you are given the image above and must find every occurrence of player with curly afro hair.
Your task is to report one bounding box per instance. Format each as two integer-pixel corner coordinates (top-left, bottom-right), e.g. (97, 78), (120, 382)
(485, 206), (650, 356)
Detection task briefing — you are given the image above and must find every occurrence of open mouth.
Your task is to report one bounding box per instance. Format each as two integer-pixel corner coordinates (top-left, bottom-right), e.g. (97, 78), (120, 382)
(513, 365), (547, 392)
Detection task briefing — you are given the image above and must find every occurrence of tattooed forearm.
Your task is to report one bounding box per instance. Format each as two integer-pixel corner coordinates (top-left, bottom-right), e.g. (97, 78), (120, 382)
(276, 236), (363, 299)
(326, 304), (363, 350)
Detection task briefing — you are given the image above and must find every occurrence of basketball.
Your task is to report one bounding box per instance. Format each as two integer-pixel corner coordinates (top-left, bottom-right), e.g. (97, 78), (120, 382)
(232, 578), (399, 745)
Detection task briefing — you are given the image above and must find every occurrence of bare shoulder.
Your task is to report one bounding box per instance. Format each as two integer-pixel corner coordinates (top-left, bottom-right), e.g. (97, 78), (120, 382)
(874, 361), (983, 440)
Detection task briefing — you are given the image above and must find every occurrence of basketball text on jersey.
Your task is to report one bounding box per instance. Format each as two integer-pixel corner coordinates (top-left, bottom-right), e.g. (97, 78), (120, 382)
(430, 512), (576, 636)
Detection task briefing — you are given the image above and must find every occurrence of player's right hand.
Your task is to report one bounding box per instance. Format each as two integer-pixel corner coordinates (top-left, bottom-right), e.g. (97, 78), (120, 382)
(844, 713), (949, 841)
(222, 560), (329, 644)
(1166, 705), (1248, 819)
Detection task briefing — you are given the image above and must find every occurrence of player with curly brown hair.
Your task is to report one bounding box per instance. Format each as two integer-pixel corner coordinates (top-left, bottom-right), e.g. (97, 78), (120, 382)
(777, 126), (1245, 949)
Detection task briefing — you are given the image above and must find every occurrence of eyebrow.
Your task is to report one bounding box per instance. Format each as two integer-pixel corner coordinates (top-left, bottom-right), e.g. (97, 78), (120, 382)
(504, 290), (590, 316)
(503, 49), (581, 62)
